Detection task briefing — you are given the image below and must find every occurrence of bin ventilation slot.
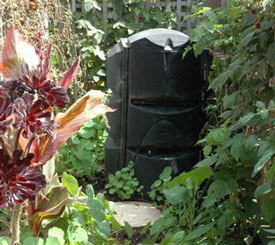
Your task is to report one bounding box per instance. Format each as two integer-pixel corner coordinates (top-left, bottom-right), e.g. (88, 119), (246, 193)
(131, 99), (198, 108)
(129, 145), (195, 156)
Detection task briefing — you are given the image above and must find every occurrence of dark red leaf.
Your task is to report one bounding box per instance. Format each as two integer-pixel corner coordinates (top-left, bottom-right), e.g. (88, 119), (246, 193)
(58, 55), (80, 89)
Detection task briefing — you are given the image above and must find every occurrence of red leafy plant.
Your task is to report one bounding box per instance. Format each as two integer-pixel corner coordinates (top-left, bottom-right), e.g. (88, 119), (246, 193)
(0, 26), (112, 244)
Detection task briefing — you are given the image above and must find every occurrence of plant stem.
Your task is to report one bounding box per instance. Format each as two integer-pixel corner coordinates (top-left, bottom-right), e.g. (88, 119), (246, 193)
(0, 137), (9, 155)
(24, 134), (36, 157)
(14, 128), (23, 151)
(11, 204), (22, 245)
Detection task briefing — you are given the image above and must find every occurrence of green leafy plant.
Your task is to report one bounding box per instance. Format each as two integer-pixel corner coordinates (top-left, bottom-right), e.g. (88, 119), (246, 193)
(14, 179), (121, 244)
(146, 167), (213, 243)
(0, 208), (10, 235)
(149, 167), (173, 203)
(146, 1), (275, 244)
(105, 162), (144, 200)
(60, 183), (120, 244)
(57, 117), (107, 177)
(0, 23), (111, 243)
(73, 0), (178, 92)
(185, 1), (275, 243)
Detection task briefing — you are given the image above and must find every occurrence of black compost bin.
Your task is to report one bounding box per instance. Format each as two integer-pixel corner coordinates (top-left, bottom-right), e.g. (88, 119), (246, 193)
(105, 28), (211, 196)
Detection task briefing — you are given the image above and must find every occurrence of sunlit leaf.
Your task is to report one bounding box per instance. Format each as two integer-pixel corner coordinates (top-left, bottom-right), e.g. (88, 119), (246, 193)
(86, 184), (95, 200)
(254, 181), (273, 198)
(0, 25), (39, 80)
(262, 199), (275, 224)
(110, 216), (122, 231)
(95, 220), (111, 240)
(252, 151), (274, 177)
(88, 199), (106, 221)
(33, 90), (113, 165)
(62, 172), (79, 196)
(185, 223), (214, 241)
(23, 237), (44, 245)
(169, 167), (213, 189)
(67, 225), (88, 244)
(209, 72), (229, 90)
(44, 237), (60, 245)
(125, 221), (134, 239)
(48, 227), (65, 245)
(30, 187), (68, 235)
(58, 55), (80, 89)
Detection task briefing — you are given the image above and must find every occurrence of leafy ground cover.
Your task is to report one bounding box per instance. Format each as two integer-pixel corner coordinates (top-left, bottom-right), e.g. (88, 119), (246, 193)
(0, 0), (274, 244)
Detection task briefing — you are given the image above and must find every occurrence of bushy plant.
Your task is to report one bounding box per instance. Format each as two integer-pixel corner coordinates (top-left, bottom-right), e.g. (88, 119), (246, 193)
(105, 162), (144, 200)
(6, 179), (122, 244)
(57, 116), (107, 177)
(149, 167), (173, 203)
(0, 25), (111, 243)
(73, 0), (178, 92)
(185, 1), (275, 243)
(144, 167), (207, 243)
(146, 0), (275, 244)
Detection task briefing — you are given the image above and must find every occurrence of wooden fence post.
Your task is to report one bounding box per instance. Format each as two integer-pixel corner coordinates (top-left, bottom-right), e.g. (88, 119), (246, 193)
(166, 0), (171, 10)
(176, 0), (182, 30)
(206, 0), (221, 8)
(102, 0), (108, 31)
(186, 0), (192, 33)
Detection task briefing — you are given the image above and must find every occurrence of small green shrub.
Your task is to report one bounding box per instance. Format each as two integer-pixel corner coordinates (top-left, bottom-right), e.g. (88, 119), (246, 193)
(14, 181), (122, 244)
(147, 167), (212, 243)
(146, 1), (275, 244)
(57, 117), (107, 177)
(149, 167), (172, 203)
(105, 162), (143, 200)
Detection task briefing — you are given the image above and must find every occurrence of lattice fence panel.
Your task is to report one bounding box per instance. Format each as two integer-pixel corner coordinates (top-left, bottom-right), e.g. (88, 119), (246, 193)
(71, 0), (202, 33)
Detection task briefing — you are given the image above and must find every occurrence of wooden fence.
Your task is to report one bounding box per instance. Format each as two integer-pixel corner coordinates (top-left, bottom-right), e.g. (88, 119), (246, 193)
(71, 0), (203, 33)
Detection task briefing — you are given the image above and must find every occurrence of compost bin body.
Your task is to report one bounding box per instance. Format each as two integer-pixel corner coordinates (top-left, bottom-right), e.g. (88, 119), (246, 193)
(105, 28), (209, 194)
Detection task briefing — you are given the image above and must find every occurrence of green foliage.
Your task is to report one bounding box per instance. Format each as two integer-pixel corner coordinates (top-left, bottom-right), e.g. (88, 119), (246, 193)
(148, 1), (275, 244)
(124, 221), (134, 240)
(145, 1), (275, 244)
(57, 117), (107, 177)
(62, 172), (79, 196)
(11, 163), (120, 244)
(148, 165), (213, 243)
(169, 167), (213, 189)
(0, 237), (11, 245)
(15, 184), (121, 244)
(149, 167), (172, 203)
(189, 2), (275, 239)
(72, 0), (178, 93)
(22, 237), (44, 245)
(62, 184), (119, 244)
(0, 208), (10, 233)
(105, 162), (143, 200)
(1, 1), (273, 244)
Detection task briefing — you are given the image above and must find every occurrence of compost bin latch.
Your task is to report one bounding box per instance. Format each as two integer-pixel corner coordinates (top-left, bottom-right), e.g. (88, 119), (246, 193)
(164, 38), (174, 51)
